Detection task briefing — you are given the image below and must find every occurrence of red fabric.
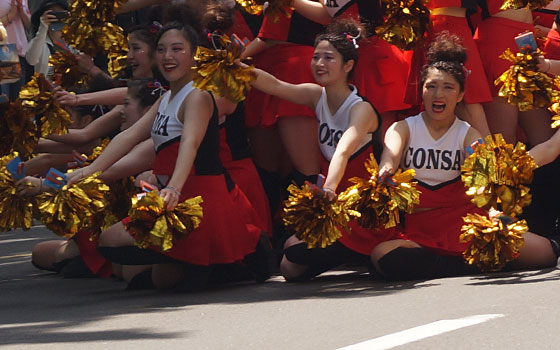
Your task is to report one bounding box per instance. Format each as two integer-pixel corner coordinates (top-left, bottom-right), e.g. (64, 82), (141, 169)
(320, 149), (400, 256)
(257, 7), (293, 41)
(405, 15), (493, 106)
(533, 10), (556, 28)
(486, 0), (506, 16)
(229, 10), (258, 41)
(398, 180), (486, 256)
(244, 44), (316, 128)
(73, 230), (112, 278)
(544, 29), (560, 60)
(474, 17), (534, 96)
(426, 0), (462, 9)
(150, 143), (260, 265)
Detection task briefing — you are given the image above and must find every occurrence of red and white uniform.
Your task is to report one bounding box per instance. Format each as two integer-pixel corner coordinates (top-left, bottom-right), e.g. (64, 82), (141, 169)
(398, 114), (484, 255)
(149, 83), (261, 265)
(317, 86), (399, 255)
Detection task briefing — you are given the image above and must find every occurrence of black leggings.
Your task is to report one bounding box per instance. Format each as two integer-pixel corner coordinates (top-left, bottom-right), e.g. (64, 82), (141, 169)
(284, 241), (370, 282)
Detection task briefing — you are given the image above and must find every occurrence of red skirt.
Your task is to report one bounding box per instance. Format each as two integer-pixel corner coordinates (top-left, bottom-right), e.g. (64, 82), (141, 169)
(474, 17), (534, 96)
(245, 44), (316, 128)
(398, 180), (486, 256)
(351, 37), (411, 113)
(405, 15), (493, 106)
(148, 145), (261, 265)
(73, 229), (112, 278)
(544, 29), (560, 60)
(320, 148), (400, 256)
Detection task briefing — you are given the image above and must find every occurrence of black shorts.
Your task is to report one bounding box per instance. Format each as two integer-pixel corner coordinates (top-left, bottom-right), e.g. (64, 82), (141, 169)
(283, 241), (370, 282)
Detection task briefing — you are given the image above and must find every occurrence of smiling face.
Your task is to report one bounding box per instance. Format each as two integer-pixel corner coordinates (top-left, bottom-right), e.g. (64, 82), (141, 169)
(422, 68), (465, 119)
(311, 40), (353, 86)
(127, 32), (154, 79)
(156, 29), (194, 83)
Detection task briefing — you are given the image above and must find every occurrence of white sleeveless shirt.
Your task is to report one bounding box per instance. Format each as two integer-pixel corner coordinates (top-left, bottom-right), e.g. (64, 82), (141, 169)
(316, 85), (372, 161)
(151, 81), (195, 152)
(401, 113), (470, 187)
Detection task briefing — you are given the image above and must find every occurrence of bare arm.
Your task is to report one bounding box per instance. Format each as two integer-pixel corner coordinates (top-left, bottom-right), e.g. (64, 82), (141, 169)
(462, 126), (483, 152)
(528, 127), (560, 166)
(292, 0), (332, 25)
(67, 97), (161, 184)
(251, 67), (322, 109)
(240, 37), (267, 60)
(99, 139), (155, 183)
(35, 138), (99, 154)
(323, 102), (379, 194)
(159, 90), (213, 210)
(379, 120), (410, 175)
(55, 87), (128, 107)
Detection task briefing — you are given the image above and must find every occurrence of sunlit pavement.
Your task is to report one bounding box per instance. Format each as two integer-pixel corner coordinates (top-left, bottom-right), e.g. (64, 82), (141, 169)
(2, 226), (560, 349)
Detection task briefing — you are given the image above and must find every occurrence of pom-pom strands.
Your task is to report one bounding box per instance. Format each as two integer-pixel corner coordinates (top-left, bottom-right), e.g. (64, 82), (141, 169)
(0, 153), (35, 231)
(19, 73), (72, 137)
(548, 76), (560, 128)
(125, 191), (203, 252)
(48, 51), (88, 89)
(0, 100), (38, 159)
(235, 0), (293, 21)
(461, 134), (537, 217)
(495, 49), (559, 112)
(500, 0), (551, 10)
(375, 0), (430, 51)
(338, 154), (420, 229)
(282, 182), (356, 249)
(460, 213), (527, 272)
(101, 176), (136, 231)
(192, 33), (256, 103)
(36, 173), (110, 238)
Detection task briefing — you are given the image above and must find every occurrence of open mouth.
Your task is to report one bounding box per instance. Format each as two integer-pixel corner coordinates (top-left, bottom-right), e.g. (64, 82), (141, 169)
(432, 102), (446, 113)
(163, 63), (177, 72)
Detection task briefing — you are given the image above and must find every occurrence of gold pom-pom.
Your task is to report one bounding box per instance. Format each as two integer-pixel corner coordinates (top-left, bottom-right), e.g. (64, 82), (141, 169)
(549, 75), (560, 128)
(101, 176), (137, 231)
(36, 172), (110, 238)
(460, 212), (527, 272)
(0, 100), (38, 159)
(461, 134), (537, 217)
(48, 51), (88, 89)
(0, 153), (36, 231)
(338, 154), (420, 229)
(19, 73), (73, 137)
(282, 182), (356, 249)
(192, 33), (256, 103)
(495, 48), (559, 112)
(236, 0), (293, 21)
(375, 0), (430, 50)
(500, 0), (551, 10)
(125, 191), (204, 252)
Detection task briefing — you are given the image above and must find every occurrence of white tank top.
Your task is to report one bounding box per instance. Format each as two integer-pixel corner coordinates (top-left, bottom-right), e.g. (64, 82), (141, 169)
(151, 81), (195, 151)
(322, 0), (350, 17)
(316, 85), (372, 161)
(401, 113), (470, 187)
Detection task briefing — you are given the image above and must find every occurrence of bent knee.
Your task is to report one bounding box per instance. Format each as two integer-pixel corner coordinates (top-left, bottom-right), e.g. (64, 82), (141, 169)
(280, 255), (307, 282)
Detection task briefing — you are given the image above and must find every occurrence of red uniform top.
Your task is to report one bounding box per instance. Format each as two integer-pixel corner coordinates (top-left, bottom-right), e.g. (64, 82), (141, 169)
(258, 7), (323, 45)
(229, 7), (263, 41)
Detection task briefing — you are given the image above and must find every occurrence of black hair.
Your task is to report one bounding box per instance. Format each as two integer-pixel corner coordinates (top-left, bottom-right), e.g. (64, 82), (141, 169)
(314, 19), (364, 79)
(202, 0), (235, 33)
(157, 3), (203, 50)
(31, 0), (69, 34)
(128, 24), (159, 56)
(127, 79), (165, 109)
(421, 32), (468, 92)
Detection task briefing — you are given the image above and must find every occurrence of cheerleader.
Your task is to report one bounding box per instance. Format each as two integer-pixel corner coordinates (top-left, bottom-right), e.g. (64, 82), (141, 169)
(371, 34), (560, 280)
(474, 0), (554, 146)
(69, 17), (265, 289)
(246, 19), (399, 281)
(293, 0), (411, 134)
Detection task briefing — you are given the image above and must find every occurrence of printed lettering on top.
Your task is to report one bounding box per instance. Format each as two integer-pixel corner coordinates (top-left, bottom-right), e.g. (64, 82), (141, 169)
(319, 122), (344, 147)
(323, 0), (351, 16)
(403, 147), (462, 171)
(152, 112), (170, 136)
(325, 0), (339, 8)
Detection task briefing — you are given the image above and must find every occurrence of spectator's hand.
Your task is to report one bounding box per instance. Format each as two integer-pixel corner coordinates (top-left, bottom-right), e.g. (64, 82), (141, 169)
(39, 10), (58, 29)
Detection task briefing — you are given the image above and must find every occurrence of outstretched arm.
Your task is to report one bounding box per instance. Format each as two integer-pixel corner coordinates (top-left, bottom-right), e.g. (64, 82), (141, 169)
(323, 102), (379, 196)
(528, 127), (560, 166)
(292, 0), (332, 25)
(55, 87), (128, 107)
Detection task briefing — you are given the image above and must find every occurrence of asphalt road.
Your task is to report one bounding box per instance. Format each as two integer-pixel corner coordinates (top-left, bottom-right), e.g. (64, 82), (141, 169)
(1, 226), (560, 349)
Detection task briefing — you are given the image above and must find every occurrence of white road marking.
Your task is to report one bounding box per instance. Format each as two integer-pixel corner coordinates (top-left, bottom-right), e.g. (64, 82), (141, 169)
(338, 314), (505, 350)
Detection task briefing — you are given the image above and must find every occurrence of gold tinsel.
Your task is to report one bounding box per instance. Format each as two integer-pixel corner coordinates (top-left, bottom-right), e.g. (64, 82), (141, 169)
(548, 75), (560, 128)
(192, 33), (256, 102)
(0, 100), (38, 159)
(48, 51), (88, 89)
(19, 73), (73, 137)
(124, 191), (203, 251)
(101, 176), (136, 231)
(500, 0), (551, 10)
(61, 0), (128, 79)
(495, 48), (559, 111)
(282, 182), (356, 249)
(36, 172), (110, 238)
(235, 0), (293, 21)
(460, 213), (527, 272)
(375, 0), (430, 51)
(0, 153), (36, 231)
(461, 134), (537, 217)
(338, 153), (420, 229)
